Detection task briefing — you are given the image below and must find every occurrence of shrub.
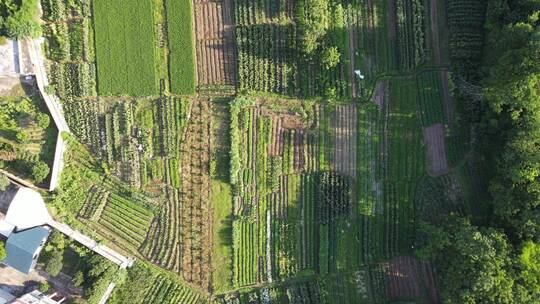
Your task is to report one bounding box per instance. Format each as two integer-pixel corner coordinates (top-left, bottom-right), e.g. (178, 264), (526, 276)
(72, 271), (85, 287)
(320, 46), (340, 70)
(32, 162), (50, 183)
(0, 241), (7, 260)
(0, 174), (9, 191)
(38, 281), (50, 293)
(36, 113), (51, 129)
(45, 250), (63, 276)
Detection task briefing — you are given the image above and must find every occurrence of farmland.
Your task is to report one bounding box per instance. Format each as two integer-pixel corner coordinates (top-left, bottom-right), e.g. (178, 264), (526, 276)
(33, 0), (507, 303)
(166, 0), (197, 94)
(93, 0), (158, 96)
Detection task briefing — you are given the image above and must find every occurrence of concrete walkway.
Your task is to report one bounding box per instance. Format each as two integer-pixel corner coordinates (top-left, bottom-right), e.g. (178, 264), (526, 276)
(47, 220), (133, 269)
(23, 38), (69, 191)
(97, 283), (116, 304)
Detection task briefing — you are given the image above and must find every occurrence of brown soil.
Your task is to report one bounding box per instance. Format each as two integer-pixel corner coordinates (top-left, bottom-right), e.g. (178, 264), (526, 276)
(193, 0), (237, 88)
(423, 123), (449, 176)
(331, 105), (358, 179)
(384, 256), (439, 304)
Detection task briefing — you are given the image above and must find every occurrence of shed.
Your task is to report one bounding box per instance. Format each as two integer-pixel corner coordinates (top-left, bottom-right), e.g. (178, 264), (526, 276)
(1, 226), (50, 274)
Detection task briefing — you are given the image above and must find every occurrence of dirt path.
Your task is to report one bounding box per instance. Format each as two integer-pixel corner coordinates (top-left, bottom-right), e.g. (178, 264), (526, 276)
(440, 70), (454, 125)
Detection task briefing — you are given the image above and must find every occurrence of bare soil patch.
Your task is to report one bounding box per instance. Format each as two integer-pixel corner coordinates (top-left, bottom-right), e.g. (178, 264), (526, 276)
(384, 256), (439, 304)
(193, 0), (237, 88)
(423, 123), (448, 176)
(331, 105), (358, 179)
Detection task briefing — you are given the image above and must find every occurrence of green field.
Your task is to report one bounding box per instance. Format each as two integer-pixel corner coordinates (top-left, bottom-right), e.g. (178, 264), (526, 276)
(165, 0), (196, 94)
(93, 0), (158, 96)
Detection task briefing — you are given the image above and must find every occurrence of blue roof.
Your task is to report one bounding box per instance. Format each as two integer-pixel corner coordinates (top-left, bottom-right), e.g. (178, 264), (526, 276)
(1, 226), (50, 274)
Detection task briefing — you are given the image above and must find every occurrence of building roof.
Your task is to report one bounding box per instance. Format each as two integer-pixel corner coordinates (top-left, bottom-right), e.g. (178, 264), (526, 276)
(1, 187), (51, 237)
(0, 288), (15, 304)
(1, 226), (50, 274)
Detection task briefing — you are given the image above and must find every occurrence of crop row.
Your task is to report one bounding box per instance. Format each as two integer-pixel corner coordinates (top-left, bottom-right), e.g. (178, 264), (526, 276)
(41, 0), (92, 21)
(395, 0), (427, 70)
(143, 274), (201, 304)
(416, 71), (445, 126)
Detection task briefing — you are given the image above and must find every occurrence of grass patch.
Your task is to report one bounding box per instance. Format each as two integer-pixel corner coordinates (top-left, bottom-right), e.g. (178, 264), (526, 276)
(211, 180), (233, 293)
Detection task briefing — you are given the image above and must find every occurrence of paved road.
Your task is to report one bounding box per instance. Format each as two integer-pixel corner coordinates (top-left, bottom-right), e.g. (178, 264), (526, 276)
(48, 220), (133, 269)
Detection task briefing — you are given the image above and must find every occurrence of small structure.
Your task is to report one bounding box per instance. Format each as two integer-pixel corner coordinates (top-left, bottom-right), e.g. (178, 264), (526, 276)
(11, 290), (65, 304)
(0, 187), (52, 238)
(0, 186), (52, 274)
(0, 289), (15, 304)
(2, 226), (50, 274)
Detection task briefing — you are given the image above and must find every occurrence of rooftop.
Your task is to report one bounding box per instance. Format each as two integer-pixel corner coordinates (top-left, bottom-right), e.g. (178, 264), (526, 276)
(1, 226), (50, 274)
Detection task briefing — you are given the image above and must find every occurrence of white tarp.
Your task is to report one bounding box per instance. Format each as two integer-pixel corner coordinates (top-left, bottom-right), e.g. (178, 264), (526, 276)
(4, 188), (51, 231)
(0, 221), (14, 237)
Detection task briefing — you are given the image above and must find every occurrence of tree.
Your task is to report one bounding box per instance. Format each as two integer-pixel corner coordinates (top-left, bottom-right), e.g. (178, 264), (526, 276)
(416, 216), (516, 303)
(32, 161), (50, 183)
(72, 271), (85, 287)
(38, 281), (50, 293)
(45, 250), (63, 277)
(518, 241), (540, 296)
(320, 46), (340, 70)
(0, 174), (9, 191)
(36, 113), (50, 130)
(0, 241), (7, 260)
(0, 0), (41, 39)
(299, 0), (329, 55)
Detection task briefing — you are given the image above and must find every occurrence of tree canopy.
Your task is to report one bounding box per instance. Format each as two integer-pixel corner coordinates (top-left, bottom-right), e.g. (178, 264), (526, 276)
(0, 0), (41, 39)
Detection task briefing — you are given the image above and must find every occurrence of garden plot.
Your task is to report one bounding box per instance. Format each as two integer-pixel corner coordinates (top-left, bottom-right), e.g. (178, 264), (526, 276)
(193, 0), (236, 91)
(93, 0), (157, 96)
(331, 105), (358, 179)
(423, 123), (448, 176)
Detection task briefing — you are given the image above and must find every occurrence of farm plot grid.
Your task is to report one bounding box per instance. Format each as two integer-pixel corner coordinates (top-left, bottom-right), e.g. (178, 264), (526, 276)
(38, 0), (466, 302)
(93, 0), (158, 96)
(65, 97), (214, 289)
(228, 95), (429, 287)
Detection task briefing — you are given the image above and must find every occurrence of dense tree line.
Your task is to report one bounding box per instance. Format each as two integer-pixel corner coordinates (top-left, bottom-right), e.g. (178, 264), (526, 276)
(417, 1), (540, 303)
